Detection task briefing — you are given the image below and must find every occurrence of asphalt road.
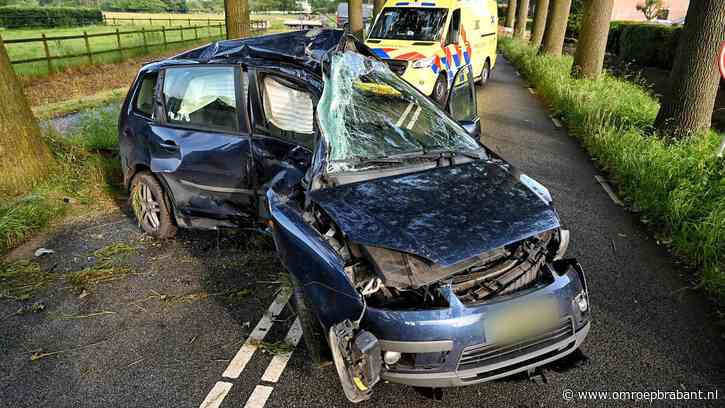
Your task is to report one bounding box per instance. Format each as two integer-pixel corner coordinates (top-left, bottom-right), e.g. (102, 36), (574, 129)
(2, 55), (724, 408)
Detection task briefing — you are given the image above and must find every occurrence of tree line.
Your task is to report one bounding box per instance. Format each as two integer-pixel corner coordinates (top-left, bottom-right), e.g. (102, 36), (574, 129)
(506, 0), (725, 139)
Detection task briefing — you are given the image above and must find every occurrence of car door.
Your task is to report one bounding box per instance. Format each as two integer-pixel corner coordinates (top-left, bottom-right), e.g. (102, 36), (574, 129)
(447, 63), (481, 138)
(247, 68), (316, 219)
(148, 64), (256, 228)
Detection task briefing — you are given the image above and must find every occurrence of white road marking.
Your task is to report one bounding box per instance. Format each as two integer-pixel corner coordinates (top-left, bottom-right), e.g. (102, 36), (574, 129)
(550, 116), (562, 128)
(595, 175), (624, 206)
(406, 106), (422, 129)
(528, 87), (536, 95)
(222, 289), (291, 379)
(261, 319), (303, 383)
(198, 381), (233, 408)
(396, 102), (414, 128)
(244, 385), (275, 408)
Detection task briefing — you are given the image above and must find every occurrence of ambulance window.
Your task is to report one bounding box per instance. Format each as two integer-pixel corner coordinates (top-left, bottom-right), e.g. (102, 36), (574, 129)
(447, 9), (461, 44)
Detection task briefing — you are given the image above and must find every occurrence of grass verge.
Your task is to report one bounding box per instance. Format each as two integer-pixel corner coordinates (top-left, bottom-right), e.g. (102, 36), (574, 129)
(0, 105), (123, 255)
(499, 38), (725, 302)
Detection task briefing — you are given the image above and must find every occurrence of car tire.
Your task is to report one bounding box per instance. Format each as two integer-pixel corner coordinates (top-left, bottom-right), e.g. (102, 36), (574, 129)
(289, 273), (332, 367)
(477, 59), (491, 86)
(432, 73), (448, 106)
(129, 171), (177, 239)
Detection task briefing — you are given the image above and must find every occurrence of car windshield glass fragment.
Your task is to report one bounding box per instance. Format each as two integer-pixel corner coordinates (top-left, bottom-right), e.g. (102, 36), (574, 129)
(318, 52), (480, 172)
(369, 7), (447, 41)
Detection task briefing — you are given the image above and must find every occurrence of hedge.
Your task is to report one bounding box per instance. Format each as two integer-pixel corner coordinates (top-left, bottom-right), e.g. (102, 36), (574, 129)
(608, 21), (683, 70)
(0, 6), (103, 29)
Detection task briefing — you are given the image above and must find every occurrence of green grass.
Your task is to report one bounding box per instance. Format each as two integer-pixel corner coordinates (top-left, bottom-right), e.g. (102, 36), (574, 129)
(0, 105), (123, 254)
(499, 38), (725, 302)
(1, 22), (226, 77)
(32, 87), (127, 120)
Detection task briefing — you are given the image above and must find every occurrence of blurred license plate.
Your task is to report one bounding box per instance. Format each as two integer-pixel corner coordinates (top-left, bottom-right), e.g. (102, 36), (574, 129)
(485, 297), (560, 345)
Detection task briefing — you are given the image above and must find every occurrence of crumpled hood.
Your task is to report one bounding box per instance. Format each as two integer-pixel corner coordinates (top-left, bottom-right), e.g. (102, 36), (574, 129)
(308, 160), (560, 267)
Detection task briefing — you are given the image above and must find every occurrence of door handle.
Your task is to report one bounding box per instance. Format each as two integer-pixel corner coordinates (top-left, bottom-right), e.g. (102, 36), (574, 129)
(160, 140), (179, 151)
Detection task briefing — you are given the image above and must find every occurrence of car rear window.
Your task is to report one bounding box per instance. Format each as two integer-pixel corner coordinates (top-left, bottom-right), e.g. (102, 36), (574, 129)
(162, 66), (239, 133)
(134, 74), (157, 117)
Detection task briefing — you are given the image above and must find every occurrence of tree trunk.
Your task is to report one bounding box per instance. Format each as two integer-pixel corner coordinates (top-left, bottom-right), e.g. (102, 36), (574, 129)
(654, 0), (725, 138)
(572, 0), (614, 79)
(530, 0), (550, 48)
(506, 0), (518, 29)
(540, 0), (572, 56)
(373, 0), (385, 20)
(0, 37), (51, 197)
(348, 0), (364, 39)
(224, 0), (249, 39)
(514, 0), (531, 39)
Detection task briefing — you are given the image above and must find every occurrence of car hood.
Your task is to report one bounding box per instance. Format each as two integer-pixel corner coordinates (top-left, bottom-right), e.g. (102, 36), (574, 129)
(308, 160), (560, 267)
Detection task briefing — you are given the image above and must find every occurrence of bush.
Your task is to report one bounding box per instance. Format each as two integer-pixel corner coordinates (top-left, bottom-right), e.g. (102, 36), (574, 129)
(0, 6), (103, 28)
(608, 21), (682, 69)
(499, 37), (725, 302)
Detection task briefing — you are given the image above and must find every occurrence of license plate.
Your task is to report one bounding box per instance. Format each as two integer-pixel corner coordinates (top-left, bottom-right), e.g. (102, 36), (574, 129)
(485, 297), (560, 345)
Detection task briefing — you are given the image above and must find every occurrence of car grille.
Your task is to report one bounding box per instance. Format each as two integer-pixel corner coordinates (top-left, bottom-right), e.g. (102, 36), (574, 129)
(386, 59), (408, 76)
(458, 318), (574, 371)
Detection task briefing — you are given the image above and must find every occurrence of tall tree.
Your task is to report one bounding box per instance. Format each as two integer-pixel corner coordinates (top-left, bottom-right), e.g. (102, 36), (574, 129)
(654, 0), (725, 138)
(0, 37), (51, 197)
(506, 0), (518, 29)
(224, 0), (249, 39)
(348, 0), (364, 39)
(540, 0), (572, 56)
(530, 0), (550, 48)
(514, 0), (531, 39)
(572, 0), (614, 79)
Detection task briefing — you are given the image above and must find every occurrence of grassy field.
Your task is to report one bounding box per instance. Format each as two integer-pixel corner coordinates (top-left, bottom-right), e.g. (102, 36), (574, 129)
(499, 37), (725, 304)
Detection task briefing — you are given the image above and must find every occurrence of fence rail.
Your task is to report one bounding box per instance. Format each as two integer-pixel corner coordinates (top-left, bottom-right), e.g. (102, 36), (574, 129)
(103, 16), (228, 26)
(2, 20), (268, 75)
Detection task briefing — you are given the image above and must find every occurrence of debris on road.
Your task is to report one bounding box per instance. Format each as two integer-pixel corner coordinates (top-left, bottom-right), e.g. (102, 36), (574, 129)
(34, 248), (54, 257)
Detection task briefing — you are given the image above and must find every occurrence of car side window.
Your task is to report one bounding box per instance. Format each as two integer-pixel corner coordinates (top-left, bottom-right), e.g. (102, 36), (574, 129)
(134, 74), (157, 118)
(162, 66), (239, 133)
(447, 9), (461, 45)
(260, 75), (314, 148)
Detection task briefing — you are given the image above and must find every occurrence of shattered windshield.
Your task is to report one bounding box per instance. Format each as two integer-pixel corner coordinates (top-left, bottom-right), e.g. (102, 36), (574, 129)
(368, 7), (448, 41)
(318, 52), (480, 172)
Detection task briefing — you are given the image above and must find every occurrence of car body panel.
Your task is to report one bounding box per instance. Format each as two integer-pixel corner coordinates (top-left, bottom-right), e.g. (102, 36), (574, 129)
(309, 160), (560, 267)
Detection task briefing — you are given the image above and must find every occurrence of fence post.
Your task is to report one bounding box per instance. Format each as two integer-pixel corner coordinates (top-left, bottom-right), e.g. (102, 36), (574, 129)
(41, 33), (53, 74)
(116, 28), (123, 59)
(188, 17), (191, 26)
(149, 17), (153, 26)
(141, 27), (148, 53)
(218, 23), (223, 38)
(83, 31), (93, 65)
(193, 25), (198, 40)
(180, 26), (184, 42)
(162, 26), (168, 50)
(169, 18), (172, 26)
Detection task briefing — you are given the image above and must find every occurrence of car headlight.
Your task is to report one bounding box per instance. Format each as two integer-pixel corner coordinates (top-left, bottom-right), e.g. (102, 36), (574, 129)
(412, 56), (435, 69)
(520, 174), (552, 204)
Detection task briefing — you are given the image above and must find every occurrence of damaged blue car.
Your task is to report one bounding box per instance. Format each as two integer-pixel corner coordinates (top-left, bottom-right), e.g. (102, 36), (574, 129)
(119, 29), (590, 403)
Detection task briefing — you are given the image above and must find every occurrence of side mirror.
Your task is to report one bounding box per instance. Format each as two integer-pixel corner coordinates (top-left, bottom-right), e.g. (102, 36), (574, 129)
(446, 64), (480, 138)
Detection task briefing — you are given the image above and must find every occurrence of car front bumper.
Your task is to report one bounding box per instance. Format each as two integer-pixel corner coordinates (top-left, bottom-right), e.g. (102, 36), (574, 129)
(362, 260), (591, 388)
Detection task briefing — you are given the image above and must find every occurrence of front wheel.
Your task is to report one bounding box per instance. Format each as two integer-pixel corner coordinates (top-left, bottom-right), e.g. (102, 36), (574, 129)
(129, 172), (177, 239)
(431, 73), (448, 106)
(477, 60), (491, 86)
(289, 274), (331, 366)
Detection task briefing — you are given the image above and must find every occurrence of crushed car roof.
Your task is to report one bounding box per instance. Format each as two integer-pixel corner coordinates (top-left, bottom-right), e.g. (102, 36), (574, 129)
(173, 29), (346, 71)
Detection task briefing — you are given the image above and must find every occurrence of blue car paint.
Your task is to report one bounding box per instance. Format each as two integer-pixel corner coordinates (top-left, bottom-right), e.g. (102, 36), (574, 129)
(308, 159), (561, 267)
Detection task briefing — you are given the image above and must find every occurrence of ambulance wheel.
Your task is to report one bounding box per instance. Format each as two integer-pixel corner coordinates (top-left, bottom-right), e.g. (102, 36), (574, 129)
(432, 73), (448, 106)
(477, 59), (491, 85)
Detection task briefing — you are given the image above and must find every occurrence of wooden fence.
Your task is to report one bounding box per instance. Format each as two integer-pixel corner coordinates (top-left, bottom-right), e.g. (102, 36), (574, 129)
(103, 16), (227, 27)
(3, 20), (268, 74)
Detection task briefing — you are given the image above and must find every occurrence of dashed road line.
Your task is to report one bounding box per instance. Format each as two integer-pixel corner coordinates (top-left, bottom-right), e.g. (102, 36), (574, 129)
(261, 319), (303, 383)
(222, 289), (291, 379)
(244, 385), (275, 408)
(595, 175), (624, 206)
(199, 381), (233, 408)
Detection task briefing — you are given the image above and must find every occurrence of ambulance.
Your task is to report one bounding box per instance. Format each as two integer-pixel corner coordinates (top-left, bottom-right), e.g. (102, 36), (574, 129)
(365, 0), (498, 104)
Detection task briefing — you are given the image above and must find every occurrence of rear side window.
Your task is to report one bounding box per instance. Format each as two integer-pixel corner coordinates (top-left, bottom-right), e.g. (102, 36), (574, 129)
(134, 74), (157, 117)
(162, 66), (239, 133)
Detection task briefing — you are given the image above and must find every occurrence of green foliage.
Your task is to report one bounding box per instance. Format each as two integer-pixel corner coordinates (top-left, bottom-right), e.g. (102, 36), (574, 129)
(609, 21), (681, 70)
(100, 0), (176, 12)
(566, 0), (584, 38)
(0, 106), (123, 254)
(499, 37), (725, 302)
(252, 0), (300, 12)
(0, 6), (103, 28)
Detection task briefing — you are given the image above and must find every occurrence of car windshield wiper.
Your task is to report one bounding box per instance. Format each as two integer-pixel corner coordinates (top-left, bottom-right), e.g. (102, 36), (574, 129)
(421, 147), (484, 160)
(349, 157), (404, 167)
